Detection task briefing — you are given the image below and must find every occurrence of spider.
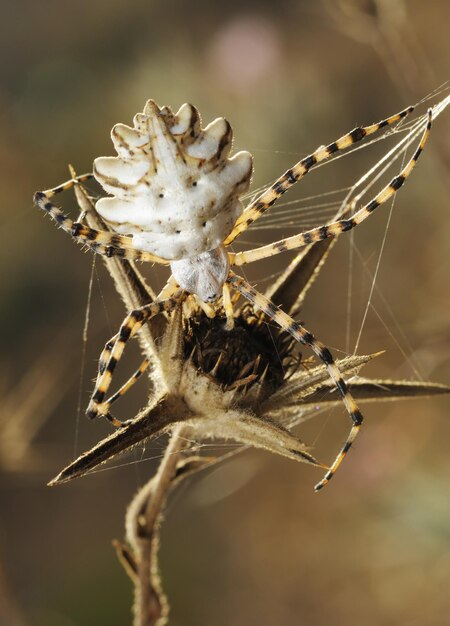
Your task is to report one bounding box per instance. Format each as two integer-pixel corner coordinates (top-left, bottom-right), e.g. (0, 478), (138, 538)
(34, 100), (432, 491)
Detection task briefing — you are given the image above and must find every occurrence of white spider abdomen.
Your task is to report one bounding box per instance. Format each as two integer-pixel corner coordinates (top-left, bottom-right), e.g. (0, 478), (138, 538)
(93, 100), (253, 260)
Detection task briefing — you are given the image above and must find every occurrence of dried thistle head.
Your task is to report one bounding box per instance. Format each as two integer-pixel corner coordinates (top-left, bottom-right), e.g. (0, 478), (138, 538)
(184, 302), (298, 395)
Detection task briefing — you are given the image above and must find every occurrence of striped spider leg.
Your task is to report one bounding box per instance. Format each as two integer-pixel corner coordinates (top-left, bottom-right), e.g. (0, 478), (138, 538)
(228, 272), (361, 491)
(225, 105), (414, 244)
(231, 110), (432, 265)
(87, 330), (150, 426)
(34, 177), (169, 265)
(99, 357), (150, 424)
(34, 174), (174, 424)
(35, 100), (432, 490)
(227, 110), (432, 490)
(86, 287), (184, 423)
(87, 274), (183, 423)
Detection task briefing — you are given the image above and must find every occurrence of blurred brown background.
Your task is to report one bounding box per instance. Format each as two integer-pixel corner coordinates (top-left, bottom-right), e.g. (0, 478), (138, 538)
(0, 1), (449, 624)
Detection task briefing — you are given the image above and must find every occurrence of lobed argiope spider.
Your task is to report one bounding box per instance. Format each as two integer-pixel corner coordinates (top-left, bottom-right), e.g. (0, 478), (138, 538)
(34, 100), (432, 491)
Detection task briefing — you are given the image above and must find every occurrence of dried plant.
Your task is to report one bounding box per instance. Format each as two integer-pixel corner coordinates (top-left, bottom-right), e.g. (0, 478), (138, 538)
(41, 98), (449, 625)
(320, 0), (450, 188)
(0, 330), (77, 474)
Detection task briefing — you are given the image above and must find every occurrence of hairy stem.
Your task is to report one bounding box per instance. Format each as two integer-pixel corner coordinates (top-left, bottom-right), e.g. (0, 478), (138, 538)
(127, 424), (191, 626)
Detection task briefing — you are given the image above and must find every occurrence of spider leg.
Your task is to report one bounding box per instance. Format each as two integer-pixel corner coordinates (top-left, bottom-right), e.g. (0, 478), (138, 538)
(230, 110), (432, 266)
(86, 290), (184, 420)
(90, 334), (151, 427)
(228, 271), (363, 492)
(33, 190), (168, 265)
(195, 298), (216, 318)
(43, 172), (95, 196)
(91, 274), (179, 421)
(225, 105), (414, 244)
(104, 358), (150, 419)
(222, 283), (235, 330)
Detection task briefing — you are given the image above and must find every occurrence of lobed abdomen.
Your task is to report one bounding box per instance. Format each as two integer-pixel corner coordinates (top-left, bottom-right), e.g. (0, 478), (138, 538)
(94, 100), (253, 260)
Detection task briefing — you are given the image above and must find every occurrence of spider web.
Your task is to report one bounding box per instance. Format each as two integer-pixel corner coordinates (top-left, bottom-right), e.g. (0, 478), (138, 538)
(237, 88), (448, 355)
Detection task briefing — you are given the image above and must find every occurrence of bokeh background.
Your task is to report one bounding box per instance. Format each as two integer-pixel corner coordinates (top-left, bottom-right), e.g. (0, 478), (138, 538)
(1, 1), (449, 624)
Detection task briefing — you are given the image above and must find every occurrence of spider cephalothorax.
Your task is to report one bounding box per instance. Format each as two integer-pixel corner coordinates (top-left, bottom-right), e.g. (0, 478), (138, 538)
(35, 100), (433, 490)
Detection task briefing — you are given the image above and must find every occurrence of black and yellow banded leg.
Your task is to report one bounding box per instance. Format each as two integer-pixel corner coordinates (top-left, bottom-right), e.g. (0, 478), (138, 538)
(225, 105), (415, 245)
(93, 358), (151, 427)
(86, 291), (183, 420)
(230, 109), (432, 266)
(89, 276), (180, 424)
(94, 334), (119, 391)
(42, 172), (95, 197)
(90, 335), (148, 426)
(228, 271), (363, 492)
(106, 358), (150, 408)
(33, 190), (168, 265)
